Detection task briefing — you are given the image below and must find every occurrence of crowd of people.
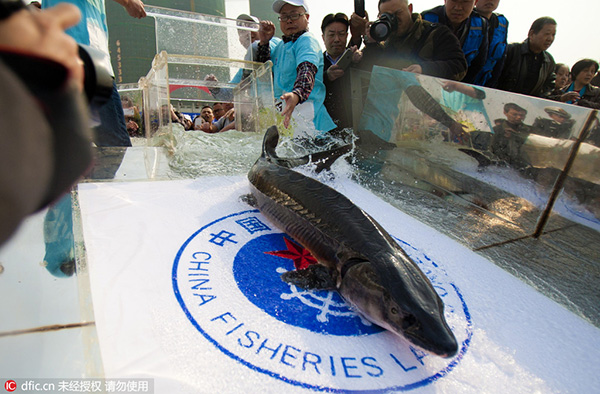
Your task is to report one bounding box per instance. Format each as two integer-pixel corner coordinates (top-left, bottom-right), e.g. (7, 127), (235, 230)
(235, 0), (598, 140)
(2, 0), (600, 243)
(120, 0), (600, 140)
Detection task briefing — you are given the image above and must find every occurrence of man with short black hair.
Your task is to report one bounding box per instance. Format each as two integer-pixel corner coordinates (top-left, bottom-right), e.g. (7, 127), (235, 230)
(491, 102), (531, 169)
(352, 0), (469, 144)
(321, 12), (358, 130)
(194, 105), (214, 131)
(357, 0), (467, 80)
(497, 17), (557, 98)
(422, 0), (488, 84)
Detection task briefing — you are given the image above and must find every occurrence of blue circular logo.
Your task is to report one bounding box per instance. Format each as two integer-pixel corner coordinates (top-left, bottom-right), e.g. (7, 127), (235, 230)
(234, 233), (383, 336)
(173, 210), (473, 392)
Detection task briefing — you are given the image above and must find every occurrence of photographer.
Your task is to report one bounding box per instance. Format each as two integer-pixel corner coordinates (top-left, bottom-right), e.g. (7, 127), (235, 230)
(43, 0), (146, 147)
(0, 0), (92, 244)
(353, 0), (466, 81)
(352, 1), (470, 146)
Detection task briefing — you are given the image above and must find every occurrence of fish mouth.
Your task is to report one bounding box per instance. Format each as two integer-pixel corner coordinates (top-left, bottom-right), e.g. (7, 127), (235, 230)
(401, 327), (458, 358)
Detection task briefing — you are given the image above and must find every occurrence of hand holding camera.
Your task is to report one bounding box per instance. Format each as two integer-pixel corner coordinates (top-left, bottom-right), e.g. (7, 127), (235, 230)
(0, 2), (84, 90)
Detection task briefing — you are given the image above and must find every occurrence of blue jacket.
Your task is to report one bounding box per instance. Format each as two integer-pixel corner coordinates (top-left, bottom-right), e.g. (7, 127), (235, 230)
(474, 13), (508, 87)
(422, 6), (488, 84)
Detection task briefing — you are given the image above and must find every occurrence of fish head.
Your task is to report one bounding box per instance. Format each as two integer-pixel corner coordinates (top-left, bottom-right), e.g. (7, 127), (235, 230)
(339, 260), (458, 358)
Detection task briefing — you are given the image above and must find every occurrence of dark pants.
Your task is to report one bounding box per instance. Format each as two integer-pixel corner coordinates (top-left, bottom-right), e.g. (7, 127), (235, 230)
(93, 81), (132, 147)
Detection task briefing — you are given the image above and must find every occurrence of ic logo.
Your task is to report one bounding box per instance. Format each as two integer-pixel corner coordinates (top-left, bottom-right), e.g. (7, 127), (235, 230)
(5, 380), (16, 392)
(173, 210), (472, 392)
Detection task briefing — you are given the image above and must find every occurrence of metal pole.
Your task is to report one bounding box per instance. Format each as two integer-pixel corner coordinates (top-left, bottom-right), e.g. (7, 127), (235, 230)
(533, 109), (598, 238)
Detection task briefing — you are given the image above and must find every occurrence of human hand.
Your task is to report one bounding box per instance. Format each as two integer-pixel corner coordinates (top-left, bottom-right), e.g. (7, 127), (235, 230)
(442, 81), (460, 92)
(403, 64), (423, 74)
(126, 120), (139, 132)
(350, 11), (369, 38)
(448, 122), (469, 144)
(561, 91), (580, 103)
(327, 64), (345, 81)
(503, 127), (515, 138)
(169, 105), (179, 121)
(121, 0), (147, 19)
(0, 4), (84, 90)
(197, 121), (216, 133)
(350, 46), (363, 63)
(280, 92), (300, 128)
(259, 20), (275, 45)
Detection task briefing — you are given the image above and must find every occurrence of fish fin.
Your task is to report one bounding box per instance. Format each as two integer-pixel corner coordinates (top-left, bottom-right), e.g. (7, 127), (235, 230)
(458, 148), (496, 167)
(309, 144), (353, 173)
(240, 194), (257, 207)
(281, 264), (338, 290)
(269, 143), (351, 173)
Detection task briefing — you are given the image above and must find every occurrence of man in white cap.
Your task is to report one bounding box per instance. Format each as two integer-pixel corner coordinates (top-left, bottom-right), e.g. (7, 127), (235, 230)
(256, 0), (336, 136)
(228, 13), (281, 85)
(236, 13), (260, 50)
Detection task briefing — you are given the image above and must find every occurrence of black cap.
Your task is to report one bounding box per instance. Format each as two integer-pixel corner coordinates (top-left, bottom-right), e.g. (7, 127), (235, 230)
(321, 13), (349, 33)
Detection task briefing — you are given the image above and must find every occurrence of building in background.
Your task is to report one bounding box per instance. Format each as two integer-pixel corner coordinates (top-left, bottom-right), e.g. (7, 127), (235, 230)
(107, 0), (276, 84)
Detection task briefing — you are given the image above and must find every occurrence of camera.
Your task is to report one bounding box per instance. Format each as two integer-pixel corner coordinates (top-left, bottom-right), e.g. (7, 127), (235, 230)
(369, 12), (398, 42)
(78, 44), (114, 110)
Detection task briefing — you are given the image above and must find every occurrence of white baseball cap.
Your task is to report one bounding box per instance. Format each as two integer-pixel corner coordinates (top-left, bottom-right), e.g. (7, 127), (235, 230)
(237, 14), (260, 24)
(272, 0), (309, 14)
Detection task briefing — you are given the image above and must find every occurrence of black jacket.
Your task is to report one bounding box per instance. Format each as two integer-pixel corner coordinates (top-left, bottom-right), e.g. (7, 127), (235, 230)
(578, 84), (600, 109)
(497, 40), (555, 98)
(359, 14), (467, 81)
(549, 84), (600, 110)
(421, 6), (488, 84)
(323, 53), (354, 130)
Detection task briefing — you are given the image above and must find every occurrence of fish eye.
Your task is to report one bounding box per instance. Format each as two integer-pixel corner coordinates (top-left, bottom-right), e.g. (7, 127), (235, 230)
(390, 307), (398, 315)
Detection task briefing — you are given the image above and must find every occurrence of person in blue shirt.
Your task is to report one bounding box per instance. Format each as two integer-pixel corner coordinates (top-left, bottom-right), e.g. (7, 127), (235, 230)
(473, 0), (508, 87)
(422, 0), (488, 85)
(256, 0), (336, 137)
(41, 0), (145, 277)
(552, 59), (600, 109)
(43, 0), (146, 147)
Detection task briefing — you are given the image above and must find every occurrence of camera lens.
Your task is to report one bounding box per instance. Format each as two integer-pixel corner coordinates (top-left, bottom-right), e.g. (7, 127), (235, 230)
(370, 22), (391, 40)
(369, 13), (398, 42)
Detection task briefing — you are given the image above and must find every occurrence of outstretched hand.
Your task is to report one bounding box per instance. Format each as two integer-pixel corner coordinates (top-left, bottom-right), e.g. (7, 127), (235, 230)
(280, 92), (300, 129)
(113, 0), (146, 18)
(448, 122), (470, 145)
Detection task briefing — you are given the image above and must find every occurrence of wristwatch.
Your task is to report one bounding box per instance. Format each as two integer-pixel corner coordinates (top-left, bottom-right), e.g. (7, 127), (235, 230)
(0, 0), (26, 21)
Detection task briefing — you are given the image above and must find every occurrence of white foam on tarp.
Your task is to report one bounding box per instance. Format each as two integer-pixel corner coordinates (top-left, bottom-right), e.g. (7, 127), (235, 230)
(78, 176), (600, 393)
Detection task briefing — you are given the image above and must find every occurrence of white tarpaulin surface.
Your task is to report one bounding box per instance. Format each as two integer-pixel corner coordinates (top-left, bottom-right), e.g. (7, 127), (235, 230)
(78, 176), (600, 393)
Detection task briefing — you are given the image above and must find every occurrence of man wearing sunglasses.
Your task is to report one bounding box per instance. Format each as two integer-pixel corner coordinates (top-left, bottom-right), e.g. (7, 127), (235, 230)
(257, 0), (336, 137)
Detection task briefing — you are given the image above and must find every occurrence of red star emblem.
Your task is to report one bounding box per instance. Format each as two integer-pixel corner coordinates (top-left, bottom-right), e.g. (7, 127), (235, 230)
(265, 237), (318, 270)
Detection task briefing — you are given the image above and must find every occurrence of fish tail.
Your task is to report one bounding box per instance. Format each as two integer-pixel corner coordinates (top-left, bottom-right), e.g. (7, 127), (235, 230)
(262, 125), (280, 159)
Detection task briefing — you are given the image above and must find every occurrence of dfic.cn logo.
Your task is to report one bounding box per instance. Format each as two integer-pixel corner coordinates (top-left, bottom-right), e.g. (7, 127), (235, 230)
(4, 380), (16, 392)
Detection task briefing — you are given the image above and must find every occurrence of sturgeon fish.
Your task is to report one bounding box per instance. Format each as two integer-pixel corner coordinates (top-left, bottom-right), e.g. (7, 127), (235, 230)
(247, 126), (458, 358)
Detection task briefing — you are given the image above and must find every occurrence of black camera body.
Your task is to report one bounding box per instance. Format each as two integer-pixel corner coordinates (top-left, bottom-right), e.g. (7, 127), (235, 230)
(369, 12), (398, 42)
(78, 44), (114, 110)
